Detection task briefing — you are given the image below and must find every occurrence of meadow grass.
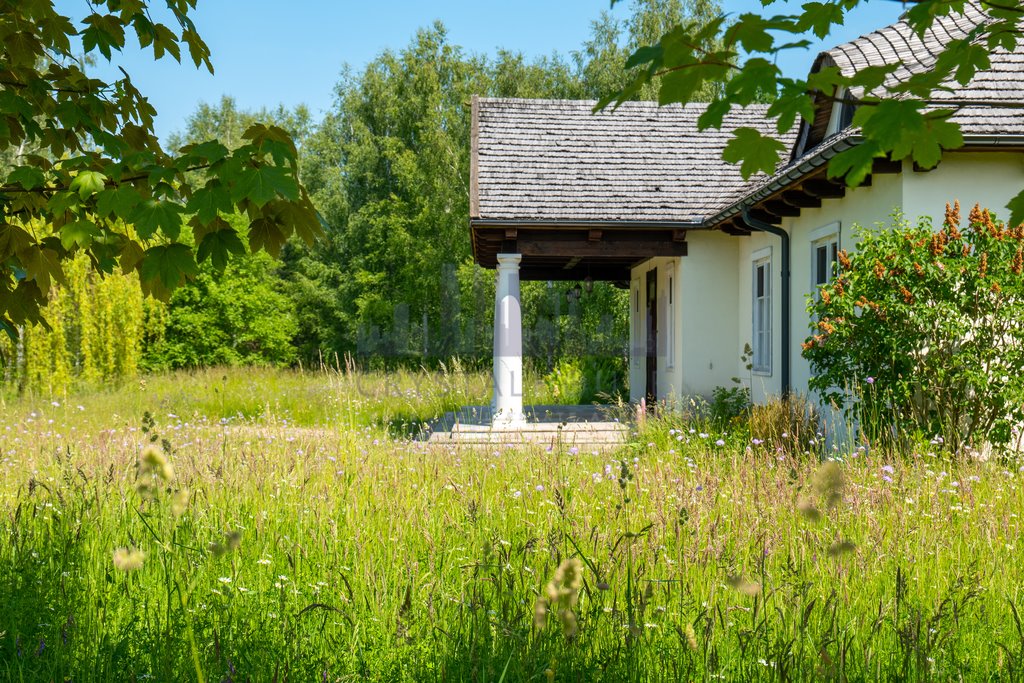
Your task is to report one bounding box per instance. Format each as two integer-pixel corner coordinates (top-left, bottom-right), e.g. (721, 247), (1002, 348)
(2, 367), (1024, 681)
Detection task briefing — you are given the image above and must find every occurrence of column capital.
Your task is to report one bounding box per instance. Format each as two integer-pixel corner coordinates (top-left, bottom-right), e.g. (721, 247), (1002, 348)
(496, 253), (522, 268)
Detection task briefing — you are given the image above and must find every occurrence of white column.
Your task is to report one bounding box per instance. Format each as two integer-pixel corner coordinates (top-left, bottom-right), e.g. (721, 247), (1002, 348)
(492, 253), (523, 425)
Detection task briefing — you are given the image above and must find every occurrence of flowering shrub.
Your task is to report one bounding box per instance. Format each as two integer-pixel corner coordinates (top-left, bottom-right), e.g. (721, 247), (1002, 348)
(803, 203), (1024, 452)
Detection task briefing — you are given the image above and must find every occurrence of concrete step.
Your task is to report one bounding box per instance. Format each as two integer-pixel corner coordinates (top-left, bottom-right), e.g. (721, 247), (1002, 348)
(422, 404), (630, 450)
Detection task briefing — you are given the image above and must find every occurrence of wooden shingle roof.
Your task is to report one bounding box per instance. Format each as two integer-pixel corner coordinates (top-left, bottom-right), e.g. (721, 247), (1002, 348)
(471, 98), (783, 224)
(825, 2), (1024, 135)
(825, 4), (988, 94)
(469, 4), (1024, 273)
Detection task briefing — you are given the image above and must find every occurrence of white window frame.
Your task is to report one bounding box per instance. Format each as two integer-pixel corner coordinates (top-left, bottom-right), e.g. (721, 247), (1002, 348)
(666, 264), (676, 369)
(810, 222), (841, 297)
(752, 247), (772, 376)
(825, 87), (848, 137)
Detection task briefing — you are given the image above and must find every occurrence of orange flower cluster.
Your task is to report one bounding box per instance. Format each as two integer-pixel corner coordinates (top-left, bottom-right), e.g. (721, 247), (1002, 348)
(802, 334), (826, 351)
(838, 250), (851, 271)
(1013, 247), (1023, 275)
(821, 289), (831, 305)
(874, 260), (886, 279)
(944, 200), (962, 240)
(818, 319), (836, 334)
(979, 251), (988, 278)
(913, 262), (924, 276)
(968, 203), (1002, 239)
(855, 296), (879, 311)
(969, 203), (985, 225)
(991, 281), (1002, 293)
(900, 286), (914, 304)
(929, 231), (946, 256)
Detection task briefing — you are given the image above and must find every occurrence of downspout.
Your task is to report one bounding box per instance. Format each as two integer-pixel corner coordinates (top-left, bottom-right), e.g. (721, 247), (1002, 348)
(742, 207), (791, 397)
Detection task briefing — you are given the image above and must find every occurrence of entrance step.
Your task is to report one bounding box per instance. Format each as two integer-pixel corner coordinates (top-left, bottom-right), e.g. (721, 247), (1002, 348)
(423, 405), (630, 450)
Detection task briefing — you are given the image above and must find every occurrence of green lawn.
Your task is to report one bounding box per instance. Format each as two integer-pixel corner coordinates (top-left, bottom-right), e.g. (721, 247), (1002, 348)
(1, 367), (1022, 681)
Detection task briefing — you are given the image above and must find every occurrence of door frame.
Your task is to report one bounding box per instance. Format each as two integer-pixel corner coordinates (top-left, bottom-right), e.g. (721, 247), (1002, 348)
(645, 267), (658, 402)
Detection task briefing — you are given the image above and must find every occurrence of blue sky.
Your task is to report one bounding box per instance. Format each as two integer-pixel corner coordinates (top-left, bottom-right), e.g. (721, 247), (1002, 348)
(61, 0), (904, 141)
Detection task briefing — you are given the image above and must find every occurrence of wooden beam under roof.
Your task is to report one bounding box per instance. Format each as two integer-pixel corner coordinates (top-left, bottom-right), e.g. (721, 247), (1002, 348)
(873, 157), (902, 174)
(781, 190), (822, 209)
(763, 200), (801, 218)
(747, 207), (782, 225)
(720, 221), (751, 236)
(518, 237), (687, 259)
(802, 178), (846, 199)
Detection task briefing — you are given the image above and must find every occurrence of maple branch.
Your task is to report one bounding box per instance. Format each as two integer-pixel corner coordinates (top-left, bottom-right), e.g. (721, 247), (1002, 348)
(0, 162), (214, 196)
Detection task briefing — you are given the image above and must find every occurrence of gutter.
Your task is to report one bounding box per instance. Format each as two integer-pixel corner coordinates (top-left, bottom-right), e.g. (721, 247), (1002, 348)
(709, 132), (1024, 228)
(708, 132), (861, 227)
(742, 207), (791, 398)
(721, 132), (1024, 400)
(470, 218), (705, 230)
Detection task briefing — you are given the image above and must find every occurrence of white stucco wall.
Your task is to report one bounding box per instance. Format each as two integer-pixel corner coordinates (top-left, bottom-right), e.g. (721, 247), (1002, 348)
(629, 235), (740, 403)
(677, 231), (738, 398)
(902, 152), (1024, 227)
(784, 171), (904, 402)
(627, 150), (1024, 409)
(736, 232), (782, 404)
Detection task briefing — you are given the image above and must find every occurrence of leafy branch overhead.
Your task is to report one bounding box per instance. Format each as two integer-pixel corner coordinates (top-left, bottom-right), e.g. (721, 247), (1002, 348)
(604, 0), (1024, 222)
(0, 1), (322, 340)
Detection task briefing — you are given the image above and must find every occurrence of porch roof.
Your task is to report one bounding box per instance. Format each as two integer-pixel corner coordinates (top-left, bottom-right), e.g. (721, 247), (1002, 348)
(470, 98), (777, 224)
(469, 3), (1024, 278)
(469, 97), (784, 281)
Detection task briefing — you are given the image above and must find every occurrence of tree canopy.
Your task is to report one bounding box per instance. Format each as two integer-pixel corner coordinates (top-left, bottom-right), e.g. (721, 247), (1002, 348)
(604, 0), (1024, 222)
(0, 0), (321, 345)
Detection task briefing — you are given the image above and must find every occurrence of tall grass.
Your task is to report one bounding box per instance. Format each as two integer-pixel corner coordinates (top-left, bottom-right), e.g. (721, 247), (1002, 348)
(1, 368), (1023, 680)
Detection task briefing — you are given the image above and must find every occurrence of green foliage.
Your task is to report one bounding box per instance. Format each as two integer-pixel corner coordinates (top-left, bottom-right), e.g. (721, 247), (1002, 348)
(143, 251), (298, 370)
(804, 204), (1024, 452)
(0, 1), (319, 346)
(605, 0), (1024, 222)
(1, 252), (151, 395)
(2, 368), (1022, 679)
(286, 21), (643, 364)
(541, 356), (627, 405)
(708, 384), (750, 427)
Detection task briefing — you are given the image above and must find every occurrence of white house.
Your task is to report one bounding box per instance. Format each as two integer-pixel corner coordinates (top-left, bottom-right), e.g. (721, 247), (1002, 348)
(469, 6), (1024, 421)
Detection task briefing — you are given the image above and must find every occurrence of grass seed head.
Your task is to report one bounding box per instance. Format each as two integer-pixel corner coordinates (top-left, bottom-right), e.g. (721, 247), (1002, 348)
(828, 540), (857, 557)
(727, 574), (761, 596)
(798, 499), (822, 522)
(140, 444), (174, 482)
(112, 547), (146, 572)
(539, 558), (584, 639)
(812, 461), (845, 509)
(685, 622), (698, 650)
(170, 489), (189, 517)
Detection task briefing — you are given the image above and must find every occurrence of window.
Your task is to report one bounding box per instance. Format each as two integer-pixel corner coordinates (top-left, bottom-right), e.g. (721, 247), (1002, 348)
(811, 224), (840, 297)
(752, 253), (771, 374)
(825, 87), (855, 137)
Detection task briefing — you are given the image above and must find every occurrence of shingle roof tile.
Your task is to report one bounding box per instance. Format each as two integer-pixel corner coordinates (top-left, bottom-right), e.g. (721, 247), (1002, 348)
(474, 99), (788, 223)
(473, 4), (1024, 227)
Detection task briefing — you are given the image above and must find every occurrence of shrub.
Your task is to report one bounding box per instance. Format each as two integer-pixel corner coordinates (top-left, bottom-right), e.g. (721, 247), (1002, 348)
(541, 356), (627, 405)
(803, 204), (1024, 453)
(143, 252), (298, 370)
(709, 385), (750, 428)
(749, 395), (821, 454)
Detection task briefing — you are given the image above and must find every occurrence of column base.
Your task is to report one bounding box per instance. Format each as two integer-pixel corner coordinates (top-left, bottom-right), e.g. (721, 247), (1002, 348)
(492, 407), (525, 427)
